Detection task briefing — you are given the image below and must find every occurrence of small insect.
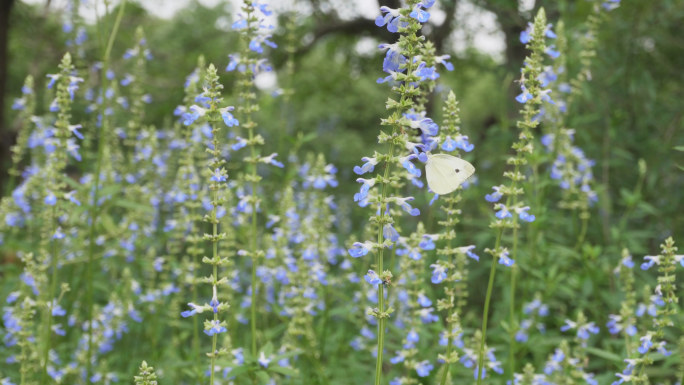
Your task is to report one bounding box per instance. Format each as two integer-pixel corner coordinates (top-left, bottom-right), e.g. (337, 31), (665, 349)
(425, 153), (475, 195)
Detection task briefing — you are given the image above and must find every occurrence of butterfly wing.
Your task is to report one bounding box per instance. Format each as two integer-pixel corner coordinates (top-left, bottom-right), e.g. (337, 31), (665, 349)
(425, 154), (475, 194)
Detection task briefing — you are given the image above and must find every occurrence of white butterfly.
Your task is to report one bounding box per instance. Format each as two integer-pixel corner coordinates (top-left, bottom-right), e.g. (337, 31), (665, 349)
(425, 153), (475, 195)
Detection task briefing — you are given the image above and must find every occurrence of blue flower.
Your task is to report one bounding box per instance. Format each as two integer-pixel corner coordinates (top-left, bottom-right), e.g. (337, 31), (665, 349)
(6, 292), (20, 304)
(494, 204), (512, 219)
(415, 360), (434, 377)
(390, 351), (406, 364)
(364, 269), (383, 286)
(430, 263), (447, 284)
(406, 114), (439, 136)
(210, 168), (227, 183)
(540, 89), (555, 104)
(231, 136), (248, 151)
(498, 249), (515, 267)
(354, 178), (375, 203)
(11, 98), (26, 110)
(435, 54), (454, 71)
(348, 241), (374, 258)
(46, 74), (60, 89)
(640, 255), (659, 270)
(383, 224), (400, 243)
(638, 333), (653, 354)
(441, 134), (474, 152)
(353, 156), (378, 175)
(419, 235), (435, 250)
(459, 245), (480, 261)
(221, 107), (239, 127)
(181, 303), (201, 318)
(376, 6), (403, 33)
(516, 85), (533, 104)
(44, 191), (57, 206)
(52, 227), (65, 240)
(67, 139), (82, 161)
(400, 154), (421, 176)
(545, 44), (560, 58)
(258, 352), (272, 368)
(409, 6), (430, 23)
(417, 292), (432, 307)
(68, 124), (84, 139)
(418, 307), (439, 323)
(51, 302), (66, 316)
(415, 62), (438, 81)
(394, 197), (420, 216)
(204, 320), (227, 336)
(602, 0), (621, 11)
(181, 105), (206, 126)
(360, 326), (375, 339)
(577, 322), (600, 340)
(485, 185), (503, 202)
(515, 206), (536, 222)
(232, 19), (247, 30)
(261, 153), (284, 168)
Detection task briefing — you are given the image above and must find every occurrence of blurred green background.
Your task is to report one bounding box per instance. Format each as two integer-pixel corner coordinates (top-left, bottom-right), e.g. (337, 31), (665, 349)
(2, 0), (682, 249)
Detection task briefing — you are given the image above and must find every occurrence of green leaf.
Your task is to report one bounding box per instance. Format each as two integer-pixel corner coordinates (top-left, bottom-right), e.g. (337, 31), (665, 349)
(112, 199), (154, 213)
(585, 347), (622, 363)
(99, 214), (119, 235)
(261, 341), (274, 356)
(255, 370), (271, 384)
(674, 146), (684, 152)
(225, 364), (251, 378)
(269, 365), (299, 377)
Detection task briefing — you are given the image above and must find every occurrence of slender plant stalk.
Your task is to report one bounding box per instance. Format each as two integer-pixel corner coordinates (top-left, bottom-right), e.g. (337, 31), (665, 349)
(41, 206), (59, 383)
(85, 0), (127, 379)
(508, 219), (519, 377)
(476, 231), (502, 385)
(249, 138), (258, 356)
(210, 218), (218, 385)
(374, 138), (396, 385)
(477, 164), (522, 383)
(439, 232), (456, 385)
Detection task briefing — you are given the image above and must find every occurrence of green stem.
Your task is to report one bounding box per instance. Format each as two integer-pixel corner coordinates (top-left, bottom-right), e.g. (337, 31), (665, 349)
(508, 222), (519, 378)
(210, 220), (218, 385)
(439, 252), (455, 385)
(249, 133), (258, 357)
(476, 230), (502, 385)
(439, 335), (453, 385)
(85, 0), (126, 380)
(575, 213), (588, 250)
(374, 139), (396, 385)
(192, 253), (200, 380)
(42, 207), (58, 384)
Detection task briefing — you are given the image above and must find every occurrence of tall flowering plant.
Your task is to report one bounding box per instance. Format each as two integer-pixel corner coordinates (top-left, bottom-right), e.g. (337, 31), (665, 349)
(476, 8), (553, 383)
(179, 64), (237, 385)
(349, 0), (454, 383)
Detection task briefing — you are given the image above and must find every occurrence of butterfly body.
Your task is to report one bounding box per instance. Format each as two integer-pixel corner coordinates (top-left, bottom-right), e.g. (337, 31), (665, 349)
(425, 154), (475, 195)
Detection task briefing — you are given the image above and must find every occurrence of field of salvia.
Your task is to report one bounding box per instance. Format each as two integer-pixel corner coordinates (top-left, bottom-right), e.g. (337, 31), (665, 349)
(0, 0), (682, 384)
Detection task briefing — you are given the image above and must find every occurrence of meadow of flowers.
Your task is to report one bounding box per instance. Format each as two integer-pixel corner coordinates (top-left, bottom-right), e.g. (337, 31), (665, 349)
(0, 0), (682, 384)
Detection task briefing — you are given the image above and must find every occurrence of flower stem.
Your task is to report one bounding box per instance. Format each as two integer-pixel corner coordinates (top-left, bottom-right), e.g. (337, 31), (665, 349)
(210, 219), (218, 385)
(249, 127), (259, 357)
(374, 139), (396, 385)
(85, 0), (126, 380)
(439, 240), (455, 385)
(41, 207), (58, 383)
(476, 230), (502, 385)
(508, 221), (519, 378)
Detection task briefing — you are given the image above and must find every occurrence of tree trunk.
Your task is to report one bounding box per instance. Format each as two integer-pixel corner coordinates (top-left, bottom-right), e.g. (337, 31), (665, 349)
(0, 0), (16, 193)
